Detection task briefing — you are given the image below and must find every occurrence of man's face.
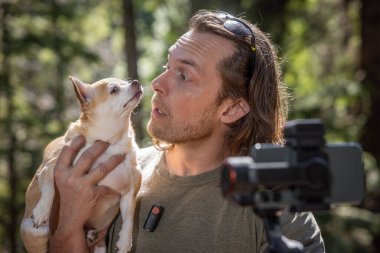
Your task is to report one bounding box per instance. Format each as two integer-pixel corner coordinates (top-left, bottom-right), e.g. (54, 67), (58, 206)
(147, 31), (236, 144)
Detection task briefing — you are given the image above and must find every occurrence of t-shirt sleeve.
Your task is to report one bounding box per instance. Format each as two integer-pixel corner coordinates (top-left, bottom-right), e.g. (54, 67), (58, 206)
(259, 212), (325, 253)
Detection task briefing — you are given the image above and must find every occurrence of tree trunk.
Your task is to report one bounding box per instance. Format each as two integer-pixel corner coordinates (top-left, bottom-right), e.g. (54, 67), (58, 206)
(51, 0), (67, 133)
(123, 0), (144, 144)
(360, 0), (380, 166)
(359, 0), (380, 251)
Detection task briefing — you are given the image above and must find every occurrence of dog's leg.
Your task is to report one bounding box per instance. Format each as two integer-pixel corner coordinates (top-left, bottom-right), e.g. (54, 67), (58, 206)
(115, 190), (136, 253)
(93, 243), (106, 253)
(32, 157), (57, 228)
(20, 217), (49, 253)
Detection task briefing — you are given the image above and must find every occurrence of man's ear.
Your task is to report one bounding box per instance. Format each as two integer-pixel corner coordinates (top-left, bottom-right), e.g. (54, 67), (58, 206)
(220, 98), (250, 124)
(69, 76), (91, 109)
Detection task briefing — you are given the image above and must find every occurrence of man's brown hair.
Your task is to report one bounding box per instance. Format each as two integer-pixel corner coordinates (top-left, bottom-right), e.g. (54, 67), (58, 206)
(188, 10), (289, 155)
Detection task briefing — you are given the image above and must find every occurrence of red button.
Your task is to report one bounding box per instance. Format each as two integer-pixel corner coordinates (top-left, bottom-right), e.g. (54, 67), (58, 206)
(152, 207), (160, 215)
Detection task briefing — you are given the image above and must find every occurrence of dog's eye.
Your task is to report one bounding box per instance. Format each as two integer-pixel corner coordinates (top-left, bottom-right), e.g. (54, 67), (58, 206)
(110, 86), (120, 94)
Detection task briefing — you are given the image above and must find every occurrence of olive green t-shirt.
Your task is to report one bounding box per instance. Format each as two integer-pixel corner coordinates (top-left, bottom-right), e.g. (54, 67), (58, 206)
(107, 146), (325, 253)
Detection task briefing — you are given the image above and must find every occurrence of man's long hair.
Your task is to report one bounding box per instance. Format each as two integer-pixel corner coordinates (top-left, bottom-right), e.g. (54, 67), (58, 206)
(154, 10), (289, 156)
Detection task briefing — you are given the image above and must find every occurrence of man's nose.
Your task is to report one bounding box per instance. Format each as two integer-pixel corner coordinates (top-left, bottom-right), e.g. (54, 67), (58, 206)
(151, 72), (167, 95)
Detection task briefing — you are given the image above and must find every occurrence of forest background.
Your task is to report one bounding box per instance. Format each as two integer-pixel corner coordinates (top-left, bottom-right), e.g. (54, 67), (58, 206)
(1, 0), (380, 252)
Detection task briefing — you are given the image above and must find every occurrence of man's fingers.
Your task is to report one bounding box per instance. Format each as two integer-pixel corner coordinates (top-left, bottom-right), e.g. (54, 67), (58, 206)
(56, 135), (86, 169)
(73, 141), (110, 176)
(94, 185), (120, 200)
(86, 154), (126, 184)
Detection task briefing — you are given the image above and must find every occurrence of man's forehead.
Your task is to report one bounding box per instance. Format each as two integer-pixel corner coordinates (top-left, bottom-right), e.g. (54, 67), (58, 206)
(168, 31), (235, 64)
(168, 31), (192, 54)
(167, 49), (200, 73)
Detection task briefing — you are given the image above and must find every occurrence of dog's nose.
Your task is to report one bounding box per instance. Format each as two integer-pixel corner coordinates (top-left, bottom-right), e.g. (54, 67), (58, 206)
(131, 80), (140, 86)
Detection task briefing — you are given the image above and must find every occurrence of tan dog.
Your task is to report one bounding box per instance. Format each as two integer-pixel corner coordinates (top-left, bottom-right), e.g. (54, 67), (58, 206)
(20, 76), (143, 253)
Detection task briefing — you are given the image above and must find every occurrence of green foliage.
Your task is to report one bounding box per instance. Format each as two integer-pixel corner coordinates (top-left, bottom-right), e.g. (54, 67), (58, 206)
(0, 1), (109, 252)
(283, 0), (364, 142)
(0, 0), (378, 252)
(278, 1), (378, 252)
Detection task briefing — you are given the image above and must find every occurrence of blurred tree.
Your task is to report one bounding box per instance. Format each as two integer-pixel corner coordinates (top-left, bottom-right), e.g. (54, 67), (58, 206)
(360, 0), (380, 167)
(124, 0), (139, 80)
(359, 0), (380, 250)
(0, 1), (100, 252)
(123, 0), (144, 143)
(0, 3), (18, 252)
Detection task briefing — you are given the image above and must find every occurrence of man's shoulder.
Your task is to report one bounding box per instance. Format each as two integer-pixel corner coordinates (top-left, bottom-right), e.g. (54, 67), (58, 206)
(137, 146), (163, 169)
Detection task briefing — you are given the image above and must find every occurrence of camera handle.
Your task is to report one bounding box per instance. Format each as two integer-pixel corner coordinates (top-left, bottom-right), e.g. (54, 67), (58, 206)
(255, 209), (304, 253)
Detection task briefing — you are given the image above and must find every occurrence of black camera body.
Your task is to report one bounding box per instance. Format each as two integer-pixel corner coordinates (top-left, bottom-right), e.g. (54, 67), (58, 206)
(221, 119), (365, 212)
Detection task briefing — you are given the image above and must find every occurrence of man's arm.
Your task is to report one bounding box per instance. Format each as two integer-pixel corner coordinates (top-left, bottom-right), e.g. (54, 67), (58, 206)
(278, 212), (325, 252)
(49, 135), (125, 253)
(258, 212), (325, 253)
(281, 212), (325, 252)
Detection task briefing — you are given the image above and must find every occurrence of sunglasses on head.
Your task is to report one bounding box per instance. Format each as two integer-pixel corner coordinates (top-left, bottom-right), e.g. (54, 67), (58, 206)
(215, 11), (257, 78)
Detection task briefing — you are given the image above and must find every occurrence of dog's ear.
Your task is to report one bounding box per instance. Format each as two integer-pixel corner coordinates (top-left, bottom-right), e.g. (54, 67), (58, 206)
(69, 76), (91, 109)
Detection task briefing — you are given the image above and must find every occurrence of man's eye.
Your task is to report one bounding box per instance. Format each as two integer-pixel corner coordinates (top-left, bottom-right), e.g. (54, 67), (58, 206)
(177, 72), (188, 81)
(180, 73), (187, 81)
(110, 86), (120, 94)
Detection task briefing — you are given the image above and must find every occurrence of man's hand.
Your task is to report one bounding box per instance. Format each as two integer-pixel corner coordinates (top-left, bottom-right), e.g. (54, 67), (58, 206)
(49, 135), (125, 253)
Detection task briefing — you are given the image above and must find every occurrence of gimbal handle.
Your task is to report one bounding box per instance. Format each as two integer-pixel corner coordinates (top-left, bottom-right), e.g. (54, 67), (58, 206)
(255, 209), (304, 253)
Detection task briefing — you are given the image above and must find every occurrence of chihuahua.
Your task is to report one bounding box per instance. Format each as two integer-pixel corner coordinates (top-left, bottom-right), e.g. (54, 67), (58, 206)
(20, 76), (143, 253)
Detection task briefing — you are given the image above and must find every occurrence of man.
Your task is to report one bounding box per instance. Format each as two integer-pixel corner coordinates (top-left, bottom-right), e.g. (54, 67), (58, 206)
(50, 10), (325, 253)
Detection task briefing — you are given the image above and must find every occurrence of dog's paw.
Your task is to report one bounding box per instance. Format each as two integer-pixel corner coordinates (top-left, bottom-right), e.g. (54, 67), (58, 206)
(86, 229), (99, 245)
(31, 206), (50, 228)
(115, 237), (132, 253)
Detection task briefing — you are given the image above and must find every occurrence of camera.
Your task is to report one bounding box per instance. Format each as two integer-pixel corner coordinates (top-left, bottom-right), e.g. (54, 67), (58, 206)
(221, 119), (365, 212)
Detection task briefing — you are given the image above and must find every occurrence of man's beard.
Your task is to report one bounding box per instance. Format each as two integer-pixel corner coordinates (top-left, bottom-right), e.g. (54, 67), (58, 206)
(147, 105), (219, 145)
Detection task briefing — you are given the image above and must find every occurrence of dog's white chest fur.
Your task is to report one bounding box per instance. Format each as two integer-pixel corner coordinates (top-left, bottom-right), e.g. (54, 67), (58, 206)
(79, 137), (140, 194)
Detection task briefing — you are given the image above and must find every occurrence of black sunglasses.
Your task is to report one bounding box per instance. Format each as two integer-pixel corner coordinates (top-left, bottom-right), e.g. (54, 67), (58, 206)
(215, 11), (257, 78)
